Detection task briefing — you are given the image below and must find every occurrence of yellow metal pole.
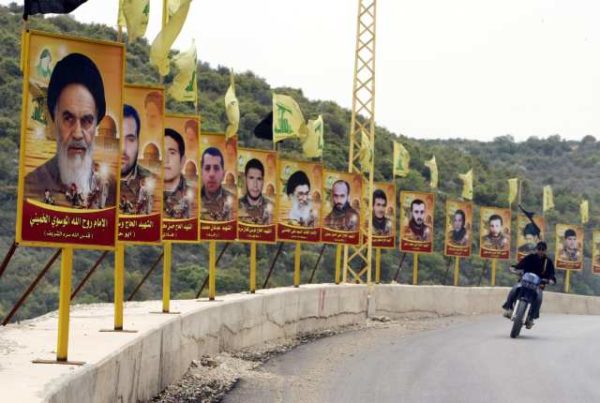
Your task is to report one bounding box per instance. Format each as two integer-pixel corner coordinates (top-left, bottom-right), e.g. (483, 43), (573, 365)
(294, 242), (301, 287)
(162, 242), (172, 312)
(412, 253), (419, 285)
(114, 242), (125, 330)
(208, 241), (217, 300)
(375, 248), (381, 284)
(453, 256), (460, 286)
(249, 242), (257, 293)
(565, 270), (571, 293)
(56, 247), (73, 361)
(335, 245), (342, 284)
(491, 259), (497, 287)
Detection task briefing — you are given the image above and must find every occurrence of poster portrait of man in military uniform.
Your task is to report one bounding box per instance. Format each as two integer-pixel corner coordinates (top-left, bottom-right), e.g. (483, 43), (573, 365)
(324, 179), (359, 231)
(592, 231), (600, 274)
(555, 224), (584, 270)
(444, 200), (472, 257)
(399, 191), (435, 253)
(163, 128), (196, 219)
(238, 158), (274, 225)
(479, 207), (511, 260)
(119, 104), (158, 215)
(201, 146), (235, 221)
(372, 189), (392, 236)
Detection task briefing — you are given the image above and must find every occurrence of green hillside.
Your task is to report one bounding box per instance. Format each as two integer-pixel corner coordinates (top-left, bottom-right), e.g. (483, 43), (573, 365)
(0, 3), (599, 322)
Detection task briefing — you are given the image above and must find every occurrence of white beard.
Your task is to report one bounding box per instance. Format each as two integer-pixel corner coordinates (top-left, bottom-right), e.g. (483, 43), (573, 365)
(57, 137), (94, 196)
(289, 198), (313, 223)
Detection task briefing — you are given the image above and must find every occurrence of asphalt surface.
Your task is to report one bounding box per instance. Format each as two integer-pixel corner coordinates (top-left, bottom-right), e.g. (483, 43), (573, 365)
(224, 314), (600, 403)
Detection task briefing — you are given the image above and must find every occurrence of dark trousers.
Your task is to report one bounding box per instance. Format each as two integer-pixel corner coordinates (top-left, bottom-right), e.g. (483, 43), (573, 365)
(503, 283), (543, 319)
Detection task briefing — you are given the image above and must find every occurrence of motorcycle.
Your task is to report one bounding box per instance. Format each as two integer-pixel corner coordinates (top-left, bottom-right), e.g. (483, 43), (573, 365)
(508, 267), (549, 338)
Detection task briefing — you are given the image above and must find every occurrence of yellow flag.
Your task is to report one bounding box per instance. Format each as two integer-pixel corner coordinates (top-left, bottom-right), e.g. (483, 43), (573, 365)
(303, 115), (324, 159)
(359, 131), (374, 172)
(393, 141), (410, 177)
(508, 178), (518, 205)
(150, 0), (191, 76)
(459, 169), (473, 200)
(120, 0), (150, 43)
(581, 200), (589, 224)
(424, 155), (438, 189)
(224, 71), (240, 139)
(118, 0), (126, 27)
(543, 185), (554, 212)
(168, 0), (182, 19)
(168, 39), (197, 103)
(272, 93), (307, 143)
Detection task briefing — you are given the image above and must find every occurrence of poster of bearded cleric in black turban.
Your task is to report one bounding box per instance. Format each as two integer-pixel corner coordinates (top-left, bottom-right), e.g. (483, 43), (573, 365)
(277, 160), (323, 243)
(516, 214), (545, 262)
(237, 148), (277, 243)
(444, 199), (472, 257)
(118, 85), (164, 244)
(161, 115), (200, 242)
(321, 170), (361, 245)
(200, 133), (238, 241)
(399, 191), (435, 253)
(17, 31), (124, 249)
(368, 182), (396, 249)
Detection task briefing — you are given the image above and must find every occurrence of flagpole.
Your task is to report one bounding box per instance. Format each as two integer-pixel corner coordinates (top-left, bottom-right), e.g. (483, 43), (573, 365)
(412, 253), (419, 285)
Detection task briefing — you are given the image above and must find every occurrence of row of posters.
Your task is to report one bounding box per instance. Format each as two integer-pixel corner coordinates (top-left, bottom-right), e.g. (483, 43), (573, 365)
(15, 31), (599, 272)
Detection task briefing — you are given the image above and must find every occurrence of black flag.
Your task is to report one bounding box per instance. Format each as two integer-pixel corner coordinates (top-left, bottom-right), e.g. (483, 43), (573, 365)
(253, 111), (273, 140)
(23, 0), (89, 20)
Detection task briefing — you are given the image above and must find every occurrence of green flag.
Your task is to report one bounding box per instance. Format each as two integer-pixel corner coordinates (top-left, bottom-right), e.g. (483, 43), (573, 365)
(272, 93), (307, 143)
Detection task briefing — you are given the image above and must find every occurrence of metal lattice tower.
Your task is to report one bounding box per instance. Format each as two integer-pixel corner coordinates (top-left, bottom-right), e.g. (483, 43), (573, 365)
(343, 0), (377, 284)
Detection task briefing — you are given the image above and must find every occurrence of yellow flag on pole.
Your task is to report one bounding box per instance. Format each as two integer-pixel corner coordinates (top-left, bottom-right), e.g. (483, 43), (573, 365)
(168, 39), (197, 103)
(303, 115), (324, 159)
(359, 131), (374, 172)
(224, 70), (240, 139)
(272, 93), (307, 143)
(150, 0), (191, 76)
(119, 0), (150, 42)
(393, 141), (410, 177)
(508, 178), (518, 205)
(424, 155), (438, 189)
(581, 200), (589, 224)
(543, 185), (554, 212)
(459, 169), (473, 200)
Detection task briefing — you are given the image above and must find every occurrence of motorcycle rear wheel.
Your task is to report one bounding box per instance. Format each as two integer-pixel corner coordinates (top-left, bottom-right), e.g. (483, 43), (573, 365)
(510, 301), (527, 338)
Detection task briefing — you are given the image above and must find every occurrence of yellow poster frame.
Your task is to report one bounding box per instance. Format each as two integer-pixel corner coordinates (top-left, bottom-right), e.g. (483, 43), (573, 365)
(236, 147), (279, 244)
(162, 113), (202, 244)
(118, 84), (166, 246)
(276, 158), (324, 244)
(16, 29), (126, 251)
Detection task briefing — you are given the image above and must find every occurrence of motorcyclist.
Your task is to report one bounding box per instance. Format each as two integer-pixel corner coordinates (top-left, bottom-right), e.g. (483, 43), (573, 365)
(502, 241), (556, 327)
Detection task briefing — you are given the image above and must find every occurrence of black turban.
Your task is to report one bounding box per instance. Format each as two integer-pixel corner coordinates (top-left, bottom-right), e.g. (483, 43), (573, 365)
(286, 170), (310, 196)
(47, 53), (106, 123)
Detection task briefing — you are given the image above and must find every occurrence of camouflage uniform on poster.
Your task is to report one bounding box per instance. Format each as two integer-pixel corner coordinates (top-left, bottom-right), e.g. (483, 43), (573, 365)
(164, 176), (191, 219)
(201, 187), (234, 221)
(239, 194), (273, 225)
(325, 204), (359, 231)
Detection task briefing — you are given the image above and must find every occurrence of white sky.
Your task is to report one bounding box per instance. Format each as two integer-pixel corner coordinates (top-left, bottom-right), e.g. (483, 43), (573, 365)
(10, 0), (600, 141)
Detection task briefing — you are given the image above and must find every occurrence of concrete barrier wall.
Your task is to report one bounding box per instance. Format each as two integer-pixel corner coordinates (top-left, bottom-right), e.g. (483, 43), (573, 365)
(45, 285), (369, 403)
(371, 285), (600, 317)
(38, 284), (600, 403)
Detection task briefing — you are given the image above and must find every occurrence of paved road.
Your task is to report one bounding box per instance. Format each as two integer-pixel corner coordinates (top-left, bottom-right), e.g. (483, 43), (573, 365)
(224, 314), (600, 403)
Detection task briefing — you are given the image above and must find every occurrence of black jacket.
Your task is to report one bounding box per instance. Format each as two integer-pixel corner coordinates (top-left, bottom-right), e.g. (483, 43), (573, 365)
(515, 253), (556, 282)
